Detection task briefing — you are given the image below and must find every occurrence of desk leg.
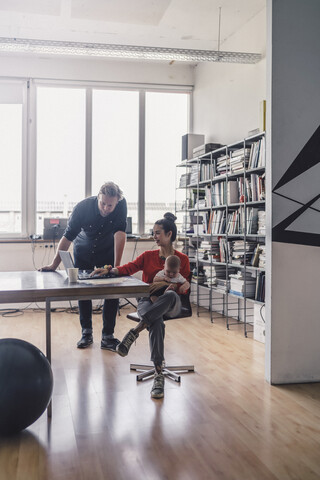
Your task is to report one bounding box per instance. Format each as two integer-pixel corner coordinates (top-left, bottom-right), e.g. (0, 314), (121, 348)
(46, 298), (52, 418)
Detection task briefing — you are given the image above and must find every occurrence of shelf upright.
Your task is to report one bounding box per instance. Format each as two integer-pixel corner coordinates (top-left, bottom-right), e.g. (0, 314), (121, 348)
(195, 154), (201, 317)
(225, 143), (239, 329)
(175, 158), (194, 270)
(208, 150), (214, 323)
(225, 143), (231, 329)
(243, 135), (252, 337)
(225, 141), (241, 330)
(203, 149), (215, 323)
(243, 136), (250, 337)
(175, 159), (185, 254)
(244, 132), (266, 336)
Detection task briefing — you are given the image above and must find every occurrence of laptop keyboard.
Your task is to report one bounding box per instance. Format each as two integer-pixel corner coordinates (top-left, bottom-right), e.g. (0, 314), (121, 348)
(78, 270), (116, 280)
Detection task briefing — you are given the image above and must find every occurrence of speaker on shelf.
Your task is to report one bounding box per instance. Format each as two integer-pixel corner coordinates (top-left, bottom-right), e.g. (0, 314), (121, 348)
(181, 134), (205, 161)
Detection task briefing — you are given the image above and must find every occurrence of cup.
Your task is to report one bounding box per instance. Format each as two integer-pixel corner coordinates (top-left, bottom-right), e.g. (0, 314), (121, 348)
(67, 267), (79, 283)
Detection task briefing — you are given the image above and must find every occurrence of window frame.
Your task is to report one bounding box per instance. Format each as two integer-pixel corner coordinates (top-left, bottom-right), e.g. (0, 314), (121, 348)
(0, 78), (29, 238)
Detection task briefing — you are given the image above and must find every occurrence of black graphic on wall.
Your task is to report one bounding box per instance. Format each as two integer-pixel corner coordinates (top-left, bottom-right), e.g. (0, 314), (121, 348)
(273, 124), (320, 247)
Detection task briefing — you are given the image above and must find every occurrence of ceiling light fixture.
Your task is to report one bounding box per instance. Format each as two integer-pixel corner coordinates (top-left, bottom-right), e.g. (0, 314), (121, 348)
(0, 37), (261, 64)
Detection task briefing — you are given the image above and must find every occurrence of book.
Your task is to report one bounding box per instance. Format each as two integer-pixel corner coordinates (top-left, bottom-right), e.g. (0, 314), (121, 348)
(251, 244), (262, 267)
(255, 271), (265, 302)
(227, 180), (239, 204)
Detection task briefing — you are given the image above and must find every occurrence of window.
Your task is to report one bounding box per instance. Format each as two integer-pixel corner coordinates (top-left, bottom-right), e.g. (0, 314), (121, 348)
(92, 89), (139, 232)
(0, 82), (26, 235)
(145, 92), (189, 233)
(36, 87), (86, 235)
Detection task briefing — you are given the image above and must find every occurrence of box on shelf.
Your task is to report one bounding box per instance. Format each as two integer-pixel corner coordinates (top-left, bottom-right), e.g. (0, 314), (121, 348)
(192, 143), (222, 157)
(248, 128), (260, 137)
(182, 133), (205, 161)
(253, 303), (265, 343)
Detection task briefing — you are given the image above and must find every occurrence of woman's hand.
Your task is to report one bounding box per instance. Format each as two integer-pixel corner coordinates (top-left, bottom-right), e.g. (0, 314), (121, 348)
(90, 267), (119, 277)
(178, 281), (190, 294)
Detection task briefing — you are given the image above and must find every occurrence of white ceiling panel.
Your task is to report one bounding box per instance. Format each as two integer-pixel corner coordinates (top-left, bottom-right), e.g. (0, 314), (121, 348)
(71, 0), (171, 26)
(0, 0), (60, 16)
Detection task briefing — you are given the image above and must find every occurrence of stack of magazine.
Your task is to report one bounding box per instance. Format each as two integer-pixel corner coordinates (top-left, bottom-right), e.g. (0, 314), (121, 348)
(229, 148), (251, 173)
(203, 264), (229, 287)
(229, 271), (256, 298)
(198, 238), (220, 262)
(231, 240), (256, 265)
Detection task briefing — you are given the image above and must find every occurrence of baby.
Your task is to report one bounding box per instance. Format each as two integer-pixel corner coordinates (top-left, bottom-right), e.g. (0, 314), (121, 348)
(150, 255), (190, 302)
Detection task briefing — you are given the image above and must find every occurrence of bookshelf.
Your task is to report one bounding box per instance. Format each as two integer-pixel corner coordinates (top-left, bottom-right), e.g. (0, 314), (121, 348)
(176, 132), (266, 337)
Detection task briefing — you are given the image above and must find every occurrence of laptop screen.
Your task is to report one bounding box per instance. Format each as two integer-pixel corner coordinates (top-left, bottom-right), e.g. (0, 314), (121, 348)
(59, 250), (75, 271)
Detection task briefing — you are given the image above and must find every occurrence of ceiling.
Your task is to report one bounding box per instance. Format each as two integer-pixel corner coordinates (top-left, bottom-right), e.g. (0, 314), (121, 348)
(0, 0), (265, 54)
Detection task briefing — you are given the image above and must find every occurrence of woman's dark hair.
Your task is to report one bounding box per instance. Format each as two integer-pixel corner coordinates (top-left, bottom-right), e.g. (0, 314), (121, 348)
(155, 212), (177, 242)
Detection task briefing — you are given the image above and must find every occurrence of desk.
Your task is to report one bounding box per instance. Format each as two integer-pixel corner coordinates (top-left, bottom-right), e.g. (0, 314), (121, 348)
(0, 271), (149, 416)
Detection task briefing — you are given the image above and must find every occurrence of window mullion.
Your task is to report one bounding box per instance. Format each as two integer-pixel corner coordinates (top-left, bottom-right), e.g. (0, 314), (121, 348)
(138, 90), (145, 234)
(25, 79), (35, 237)
(85, 88), (92, 198)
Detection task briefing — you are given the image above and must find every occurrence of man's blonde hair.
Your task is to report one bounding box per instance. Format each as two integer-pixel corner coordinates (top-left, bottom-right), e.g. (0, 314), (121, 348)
(99, 182), (123, 200)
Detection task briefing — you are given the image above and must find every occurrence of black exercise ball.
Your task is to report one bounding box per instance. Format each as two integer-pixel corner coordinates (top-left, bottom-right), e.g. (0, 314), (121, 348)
(0, 338), (53, 435)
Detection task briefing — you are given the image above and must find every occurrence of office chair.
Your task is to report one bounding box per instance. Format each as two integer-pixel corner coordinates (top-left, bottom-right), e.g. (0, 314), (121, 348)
(126, 282), (195, 383)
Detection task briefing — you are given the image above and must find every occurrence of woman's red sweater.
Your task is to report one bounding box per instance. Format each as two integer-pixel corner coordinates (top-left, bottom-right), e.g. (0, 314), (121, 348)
(117, 249), (190, 287)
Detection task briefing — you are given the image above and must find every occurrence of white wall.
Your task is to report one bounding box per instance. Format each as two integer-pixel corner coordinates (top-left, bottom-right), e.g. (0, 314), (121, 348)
(268, 243), (320, 382)
(0, 240), (154, 273)
(192, 7), (266, 144)
(190, 8), (267, 331)
(0, 53), (194, 87)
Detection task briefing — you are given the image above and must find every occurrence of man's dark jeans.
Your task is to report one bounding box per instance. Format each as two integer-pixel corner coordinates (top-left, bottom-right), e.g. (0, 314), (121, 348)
(79, 298), (119, 336)
(74, 252), (118, 337)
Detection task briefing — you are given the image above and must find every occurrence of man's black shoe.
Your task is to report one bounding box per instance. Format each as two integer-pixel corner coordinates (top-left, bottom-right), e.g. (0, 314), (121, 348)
(77, 334), (93, 349)
(101, 337), (120, 352)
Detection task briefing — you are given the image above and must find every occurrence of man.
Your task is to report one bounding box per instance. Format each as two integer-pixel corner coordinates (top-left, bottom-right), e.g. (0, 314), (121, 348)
(41, 182), (127, 351)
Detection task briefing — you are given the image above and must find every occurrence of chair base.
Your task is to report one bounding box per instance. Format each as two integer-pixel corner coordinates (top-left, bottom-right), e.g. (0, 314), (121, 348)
(130, 363), (195, 383)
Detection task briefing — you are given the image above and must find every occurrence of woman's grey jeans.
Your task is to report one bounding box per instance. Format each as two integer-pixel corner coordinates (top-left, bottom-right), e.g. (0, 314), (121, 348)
(137, 290), (182, 366)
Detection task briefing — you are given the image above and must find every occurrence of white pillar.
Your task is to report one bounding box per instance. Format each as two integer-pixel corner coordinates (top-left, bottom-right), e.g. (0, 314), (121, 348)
(266, 0), (320, 383)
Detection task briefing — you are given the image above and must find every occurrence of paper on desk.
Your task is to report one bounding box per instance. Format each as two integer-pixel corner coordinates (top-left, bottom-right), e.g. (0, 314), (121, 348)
(83, 277), (126, 285)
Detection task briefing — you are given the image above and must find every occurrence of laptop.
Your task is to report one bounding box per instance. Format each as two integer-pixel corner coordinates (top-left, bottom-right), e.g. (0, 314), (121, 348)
(59, 251), (115, 280)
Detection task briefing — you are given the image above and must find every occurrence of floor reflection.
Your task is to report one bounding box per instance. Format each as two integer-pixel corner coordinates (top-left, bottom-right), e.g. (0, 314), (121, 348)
(0, 430), (48, 480)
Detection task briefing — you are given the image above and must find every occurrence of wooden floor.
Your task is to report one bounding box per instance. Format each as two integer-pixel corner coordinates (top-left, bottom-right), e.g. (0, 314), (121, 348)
(1, 305), (320, 480)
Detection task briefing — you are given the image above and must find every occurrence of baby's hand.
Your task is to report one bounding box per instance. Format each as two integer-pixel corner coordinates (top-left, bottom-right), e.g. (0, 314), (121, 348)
(178, 281), (190, 294)
(165, 283), (178, 292)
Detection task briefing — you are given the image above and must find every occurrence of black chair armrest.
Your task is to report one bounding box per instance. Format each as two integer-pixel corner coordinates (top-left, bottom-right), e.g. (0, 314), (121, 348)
(127, 312), (140, 322)
(127, 293), (192, 322)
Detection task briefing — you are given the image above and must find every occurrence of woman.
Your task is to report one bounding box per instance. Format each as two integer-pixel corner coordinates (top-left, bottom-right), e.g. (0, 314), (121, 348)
(94, 212), (190, 399)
